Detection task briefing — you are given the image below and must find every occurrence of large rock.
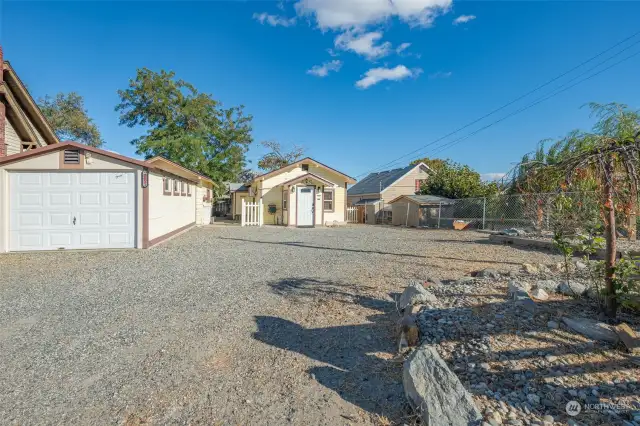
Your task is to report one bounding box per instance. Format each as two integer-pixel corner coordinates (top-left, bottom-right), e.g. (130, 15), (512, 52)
(398, 281), (438, 312)
(535, 280), (560, 293)
(404, 345), (482, 425)
(558, 281), (587, 297)
(476, 268), (500, 279)
(531, 288), (549, 301)
(508, 280), (530, 300)
(562, 317), (620, 344)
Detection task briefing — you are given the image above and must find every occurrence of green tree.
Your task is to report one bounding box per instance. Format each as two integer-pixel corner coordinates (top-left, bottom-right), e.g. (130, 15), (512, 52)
(38, 92), (103, 147)
(418, 159), (498, 199)
(257, 140), (306, 172)
(115, 68), (253, 184)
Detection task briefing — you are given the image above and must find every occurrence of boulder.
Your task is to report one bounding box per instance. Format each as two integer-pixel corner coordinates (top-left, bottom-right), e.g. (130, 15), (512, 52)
(399, 315), (420, 347)
(500, 228), (527, 236)
(476, 268), (500, 279)
(404, 345), (482, 425)
(399, 281), (438, 312)
(531, 288), (549, 301)
(535, 280), (560, 293)
(508, 280), (530, 300)
(558, 281), (587, 297)
(562, 317), (620, 344)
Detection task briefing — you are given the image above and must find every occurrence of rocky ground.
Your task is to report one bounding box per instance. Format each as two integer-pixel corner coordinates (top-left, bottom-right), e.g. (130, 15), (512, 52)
(410, 262), (640, 426)
(0, 226), (566, 425)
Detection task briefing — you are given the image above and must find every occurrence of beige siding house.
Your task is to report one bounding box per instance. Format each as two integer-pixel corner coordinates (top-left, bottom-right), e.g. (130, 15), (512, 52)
(245, 158), (355, 227)
(347, 162), (431, 224)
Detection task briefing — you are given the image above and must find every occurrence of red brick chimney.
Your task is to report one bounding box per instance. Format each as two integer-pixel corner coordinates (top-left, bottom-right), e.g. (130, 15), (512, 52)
(0, 44), (5, 157)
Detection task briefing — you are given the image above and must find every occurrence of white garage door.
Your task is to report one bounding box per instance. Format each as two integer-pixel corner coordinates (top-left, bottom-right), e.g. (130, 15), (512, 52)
(9, 172), (137, 251)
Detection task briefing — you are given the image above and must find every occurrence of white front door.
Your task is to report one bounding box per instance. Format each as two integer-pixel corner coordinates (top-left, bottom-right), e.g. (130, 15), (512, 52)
(296, 186), (315, 227)
(9, 171), (137, 251)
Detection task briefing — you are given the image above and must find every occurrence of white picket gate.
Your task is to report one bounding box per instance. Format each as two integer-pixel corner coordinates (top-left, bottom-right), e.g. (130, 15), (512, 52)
(347, 207), (358, 223)
(241, 199), (263, 227)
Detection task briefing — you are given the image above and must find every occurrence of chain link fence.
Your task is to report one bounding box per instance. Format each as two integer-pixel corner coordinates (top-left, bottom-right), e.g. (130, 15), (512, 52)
(426, 192), (610, 233)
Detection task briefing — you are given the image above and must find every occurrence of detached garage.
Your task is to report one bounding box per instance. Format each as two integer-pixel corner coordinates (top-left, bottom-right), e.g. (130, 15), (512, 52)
(0, 142), (215, 252)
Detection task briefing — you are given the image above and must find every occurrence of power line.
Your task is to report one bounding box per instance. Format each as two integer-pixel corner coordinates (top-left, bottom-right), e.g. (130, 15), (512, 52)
(354, 29), (640, 179)
(424, 48), (640, 160)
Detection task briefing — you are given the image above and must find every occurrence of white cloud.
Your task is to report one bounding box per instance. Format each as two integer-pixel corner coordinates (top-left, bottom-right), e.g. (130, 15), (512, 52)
(429, 71), (452, 79)
(453, 14), (476, 25)
(481, 172), (506, 181)
(307, 60), (343, 77)
(396, 42), (412, 54)
(295, 0), (452, 30)
(253, 12), (297, 27)
(326, 48), (339, 57)
(355, 65), (421, 89)
(335, 31), (392, 60)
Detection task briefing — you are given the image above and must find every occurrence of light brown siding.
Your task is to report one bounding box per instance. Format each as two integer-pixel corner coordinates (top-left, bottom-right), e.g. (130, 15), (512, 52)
(381, 165), (429, 202)
(391, 200), (420, 227)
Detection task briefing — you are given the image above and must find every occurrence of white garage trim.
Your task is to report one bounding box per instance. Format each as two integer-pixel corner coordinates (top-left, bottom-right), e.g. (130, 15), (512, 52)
(9, 171), (137, 251)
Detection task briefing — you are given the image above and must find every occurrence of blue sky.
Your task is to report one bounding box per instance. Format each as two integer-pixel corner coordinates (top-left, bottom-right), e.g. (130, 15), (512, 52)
(2, 1), (640, 181)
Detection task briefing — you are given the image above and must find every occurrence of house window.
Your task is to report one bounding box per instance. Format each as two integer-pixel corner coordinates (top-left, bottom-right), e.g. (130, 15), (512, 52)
(415, 179), (427, 192)
(173, 179), (180, 195)
(187, 184), (192, 196)
(301, 164), (309, 171)
(163, 178), (172, 195)
(205, 189), (211, 201)
(282, 191), (287, 210)
(181, 181), (186, 196)
(323, 189), (334, 212)
(63, 149), (80, 164)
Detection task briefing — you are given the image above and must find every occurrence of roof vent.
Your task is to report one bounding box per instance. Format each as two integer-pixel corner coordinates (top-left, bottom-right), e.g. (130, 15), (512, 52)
(63, 149), (80, 164)
(301, 163), (309, 171)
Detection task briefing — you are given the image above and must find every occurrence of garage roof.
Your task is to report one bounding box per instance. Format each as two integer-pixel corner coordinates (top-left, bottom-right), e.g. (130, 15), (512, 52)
(0, 142), (216, 185)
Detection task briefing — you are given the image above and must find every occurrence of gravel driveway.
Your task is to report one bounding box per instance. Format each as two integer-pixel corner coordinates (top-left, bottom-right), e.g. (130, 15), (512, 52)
(0, 225), (561, 425)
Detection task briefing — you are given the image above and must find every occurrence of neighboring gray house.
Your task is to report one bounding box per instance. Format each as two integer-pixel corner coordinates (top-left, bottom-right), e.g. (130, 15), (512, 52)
(347, 162), (431, 224)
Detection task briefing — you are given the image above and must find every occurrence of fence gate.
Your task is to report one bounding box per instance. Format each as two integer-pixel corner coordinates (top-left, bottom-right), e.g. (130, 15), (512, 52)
(347, 207), (358, 223)
(241, 199), (263, 227)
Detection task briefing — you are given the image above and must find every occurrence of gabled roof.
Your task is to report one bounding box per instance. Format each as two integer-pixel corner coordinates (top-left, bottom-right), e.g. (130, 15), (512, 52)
(252, 157), (356, 184)
(0, 142), (215, 185)
(348, 162), (430, 196)
(0, 141), (148, 167)
(1, 61), (59, 145)
(388, 194), (454, 205)
(279, 172), (335, 187)
(146, 156), (215, 186)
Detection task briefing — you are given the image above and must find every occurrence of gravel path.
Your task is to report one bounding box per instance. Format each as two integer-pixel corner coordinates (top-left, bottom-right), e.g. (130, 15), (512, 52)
(0, 225), (562, 425)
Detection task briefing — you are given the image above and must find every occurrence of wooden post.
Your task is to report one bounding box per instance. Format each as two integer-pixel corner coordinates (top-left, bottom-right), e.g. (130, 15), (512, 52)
(603, 158), (618, 317)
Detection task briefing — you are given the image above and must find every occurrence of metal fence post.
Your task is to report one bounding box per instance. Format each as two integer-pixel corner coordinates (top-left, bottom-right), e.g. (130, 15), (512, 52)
(438, 202), (442, 229)
(482, 197), (487, 230)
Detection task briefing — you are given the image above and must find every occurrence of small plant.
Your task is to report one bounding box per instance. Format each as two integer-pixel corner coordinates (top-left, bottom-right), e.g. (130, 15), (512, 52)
(613, 254), (640, 311)
(574, 233), (606, 307)
(553, 231), (574, 285)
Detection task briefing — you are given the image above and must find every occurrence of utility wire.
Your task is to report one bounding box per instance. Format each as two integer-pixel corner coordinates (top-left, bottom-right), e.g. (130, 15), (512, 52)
(354, 29), (640, 179)
(425, 48), (640, 160)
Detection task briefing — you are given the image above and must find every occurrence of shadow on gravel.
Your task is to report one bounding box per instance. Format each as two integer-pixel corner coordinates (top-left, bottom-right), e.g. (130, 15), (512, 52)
(253, 278), (406, 422)
(217, 237), (426, 259)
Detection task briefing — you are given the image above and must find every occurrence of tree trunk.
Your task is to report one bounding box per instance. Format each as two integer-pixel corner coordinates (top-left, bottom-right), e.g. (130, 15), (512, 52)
(603, 159), (618, 318)
(628, 185), (637, 241)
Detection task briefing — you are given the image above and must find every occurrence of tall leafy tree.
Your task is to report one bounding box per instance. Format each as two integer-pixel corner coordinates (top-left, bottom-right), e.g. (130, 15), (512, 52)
(115, 68), (253, 183)
(257, 140), (306, 172)
(38, 92), (103, 147)
(417, 158), (499, 199)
